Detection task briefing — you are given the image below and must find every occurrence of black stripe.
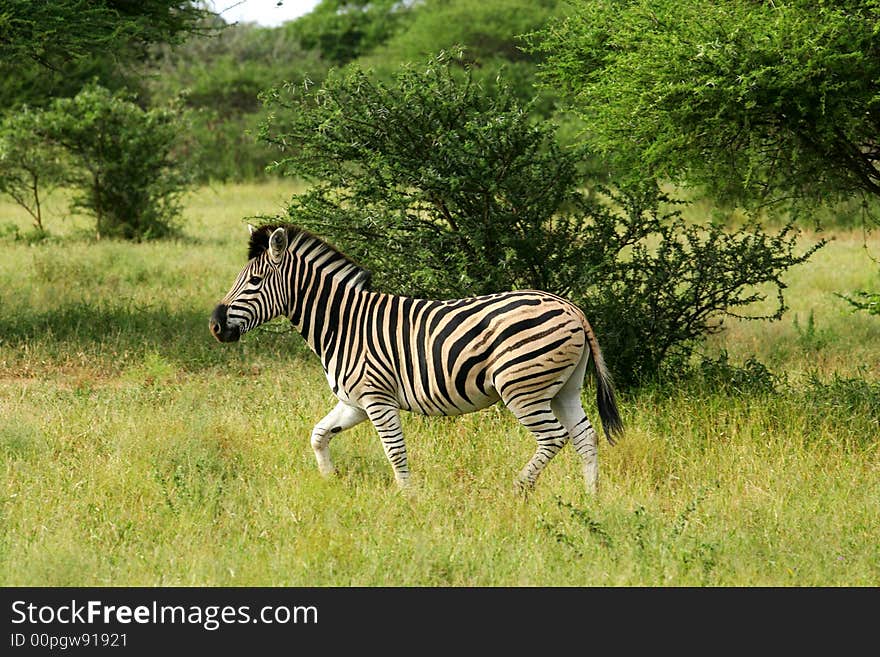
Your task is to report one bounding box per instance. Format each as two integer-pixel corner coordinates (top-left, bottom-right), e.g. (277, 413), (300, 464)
(490, 335), (571, 381)
(310, 273), (336, 356)
(297, 262), (318, 342)
(451, 307), (565, 403)
(371, 295), (394, 367)
(384, 296), (403, 403)
(499, 364), (572, 398)
(457, 308), (566, 397)
(415, 301), (446, 413)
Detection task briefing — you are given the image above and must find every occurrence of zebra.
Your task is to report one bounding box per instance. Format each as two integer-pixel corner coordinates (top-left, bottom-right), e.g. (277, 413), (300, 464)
(209, 224), (623, 493)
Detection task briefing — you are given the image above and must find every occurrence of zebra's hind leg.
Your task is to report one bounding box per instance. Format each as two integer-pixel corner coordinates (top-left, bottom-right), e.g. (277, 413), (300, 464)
(551, 348), (599, 494)
(506, 400), (571, 493)
(551, 396), (599, 495)
(364, 401), (411, 488)
(310, 401), (367, 477)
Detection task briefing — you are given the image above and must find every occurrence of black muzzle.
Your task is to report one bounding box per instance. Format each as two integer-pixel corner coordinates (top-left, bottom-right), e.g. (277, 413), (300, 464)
(209, 304), (241, 343)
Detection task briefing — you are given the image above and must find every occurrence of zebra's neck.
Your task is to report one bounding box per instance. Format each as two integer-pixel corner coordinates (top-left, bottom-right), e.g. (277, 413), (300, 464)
(287, 233), (372, 361)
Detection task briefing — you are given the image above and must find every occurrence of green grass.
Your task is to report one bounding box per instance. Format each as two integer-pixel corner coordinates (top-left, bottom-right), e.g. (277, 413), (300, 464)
(1, 183), (878, 586)
(704, 229), (880, 380)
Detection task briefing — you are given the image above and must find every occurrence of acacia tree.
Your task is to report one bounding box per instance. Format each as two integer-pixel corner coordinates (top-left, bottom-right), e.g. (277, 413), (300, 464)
(260, 53), (822, 386)
(531, 0), (880, 208)
(0, 0), (209, 70)
(0, 1), (213, 114)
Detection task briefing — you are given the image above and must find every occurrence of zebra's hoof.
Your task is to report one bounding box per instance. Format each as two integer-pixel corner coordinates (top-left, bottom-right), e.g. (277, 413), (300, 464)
(513, 478), (534, 498)
(394, 478), (418, 498)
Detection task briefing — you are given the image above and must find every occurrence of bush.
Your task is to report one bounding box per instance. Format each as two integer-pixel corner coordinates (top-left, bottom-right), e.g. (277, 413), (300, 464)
(0, 108), (65, 232)
(262, 51), (596, 298)
(260, 53), (822, 387)
(38, 84), (191, 240)
(581, 185), (824, 385)
(693, 351), (778, 396)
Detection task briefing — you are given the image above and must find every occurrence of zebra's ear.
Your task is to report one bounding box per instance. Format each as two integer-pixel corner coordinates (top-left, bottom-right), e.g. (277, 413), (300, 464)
(247, 223), (256, 236)
(268, 226), (288, 264)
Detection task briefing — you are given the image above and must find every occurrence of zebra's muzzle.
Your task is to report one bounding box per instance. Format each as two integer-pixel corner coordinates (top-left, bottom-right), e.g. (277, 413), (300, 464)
(209, 304), (241, 343)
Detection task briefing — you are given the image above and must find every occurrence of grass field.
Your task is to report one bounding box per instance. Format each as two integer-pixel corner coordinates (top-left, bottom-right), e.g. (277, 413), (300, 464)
(1, 183), (878, 586)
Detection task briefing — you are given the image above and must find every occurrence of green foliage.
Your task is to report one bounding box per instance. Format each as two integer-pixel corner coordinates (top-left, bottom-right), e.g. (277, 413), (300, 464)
(262, 54), (822, 386)
(0, 109), (65, 232)
(832, 230), (880, 318)
(364, 0), (563, 112)
(531, 0), (880, 208)
(150, 22), (330, 115)
(0, 0), (209, 69)
(262, 52), (593, 297)
(37, 85), (191, 240)
(583, 186), (824, 385)
(381, 0), (558, 63)
(152, 21), (333, 183)
(285, 0), (411, 66)
(0, 53), (137, 114)
(147, 21), (332, 182)
(0, 0), (220, 236)
(838, 288), (880, 316)
(150, 0), (572, 181)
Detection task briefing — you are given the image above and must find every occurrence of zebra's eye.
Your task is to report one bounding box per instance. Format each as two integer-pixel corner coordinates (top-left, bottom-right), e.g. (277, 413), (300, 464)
(248, 275), (262, 286)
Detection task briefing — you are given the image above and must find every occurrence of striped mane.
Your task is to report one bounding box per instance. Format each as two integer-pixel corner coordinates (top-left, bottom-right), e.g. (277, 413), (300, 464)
(247, 223), (372, 290)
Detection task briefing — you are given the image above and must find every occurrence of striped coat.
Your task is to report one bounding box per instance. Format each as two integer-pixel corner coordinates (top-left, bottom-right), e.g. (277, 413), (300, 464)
(210, 224), (622, 493)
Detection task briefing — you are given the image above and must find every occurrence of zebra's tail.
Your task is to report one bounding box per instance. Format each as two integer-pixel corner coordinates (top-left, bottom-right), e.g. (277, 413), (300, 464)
(584, 320), (624, 446)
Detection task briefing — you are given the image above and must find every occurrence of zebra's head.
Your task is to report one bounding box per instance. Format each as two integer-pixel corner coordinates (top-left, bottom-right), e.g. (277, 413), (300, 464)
(210, 224), (293, 343)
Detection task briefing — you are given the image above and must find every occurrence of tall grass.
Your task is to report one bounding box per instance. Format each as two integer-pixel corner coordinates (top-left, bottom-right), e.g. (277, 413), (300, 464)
(1, 183), (878, 586)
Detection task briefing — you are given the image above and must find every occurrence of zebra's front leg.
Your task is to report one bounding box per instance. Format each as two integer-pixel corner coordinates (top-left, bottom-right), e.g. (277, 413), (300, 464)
(310, 401), (367, 477)
(364, 402), (410, 488)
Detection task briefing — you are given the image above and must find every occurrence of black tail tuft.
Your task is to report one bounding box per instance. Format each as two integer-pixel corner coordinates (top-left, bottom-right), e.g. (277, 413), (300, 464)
(596, 373), (624, 446)
(587, 328), (623, 445)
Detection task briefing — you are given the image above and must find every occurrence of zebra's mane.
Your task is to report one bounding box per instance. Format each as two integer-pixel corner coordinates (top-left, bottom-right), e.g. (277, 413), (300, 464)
(247, 223), (372, 290)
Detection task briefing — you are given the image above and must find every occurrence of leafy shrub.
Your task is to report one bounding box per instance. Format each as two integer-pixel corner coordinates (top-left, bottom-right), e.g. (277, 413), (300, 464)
(260, 53), (822, 387)
(582, 185), (824, 384)
(263, 51), (596, 298)
(694, 351), (778, 396)
(37, 84), (191, 240)
(0, 108), (65, 232)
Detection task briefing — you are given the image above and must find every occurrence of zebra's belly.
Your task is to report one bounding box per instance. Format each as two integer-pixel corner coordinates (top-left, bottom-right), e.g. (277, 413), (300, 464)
(398, 388), (502, 417)
(326, 371), (501, 416)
